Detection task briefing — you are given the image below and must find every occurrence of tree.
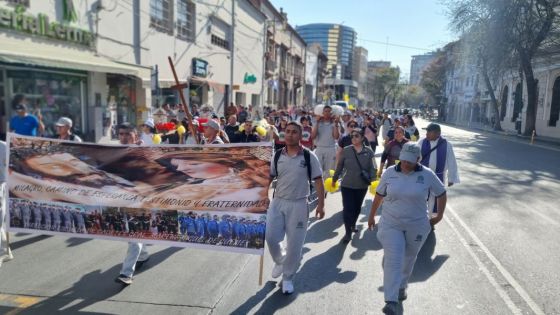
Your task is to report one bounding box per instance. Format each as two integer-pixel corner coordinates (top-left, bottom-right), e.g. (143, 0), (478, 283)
(420, 49), (448, 110)
(448, 0), (516, 131)
(400, 85), (429, 108)
(448, 0), (560, 134)
(371, 67), (400, 108)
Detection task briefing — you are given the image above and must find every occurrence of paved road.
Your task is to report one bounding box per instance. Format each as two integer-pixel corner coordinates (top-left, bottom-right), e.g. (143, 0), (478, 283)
(0, 119), (558, 314)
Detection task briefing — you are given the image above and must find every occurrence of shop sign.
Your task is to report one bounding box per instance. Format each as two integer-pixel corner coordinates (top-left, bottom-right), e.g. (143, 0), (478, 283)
(192, 58), (208, 78)
(244, 73), (257, 84)
(0, 5), (94, 47)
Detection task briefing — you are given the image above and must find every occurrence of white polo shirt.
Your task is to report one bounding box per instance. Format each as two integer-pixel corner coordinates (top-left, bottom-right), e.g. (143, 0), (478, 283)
(271, 147), (323, 200)
(376, 164), (445, 227)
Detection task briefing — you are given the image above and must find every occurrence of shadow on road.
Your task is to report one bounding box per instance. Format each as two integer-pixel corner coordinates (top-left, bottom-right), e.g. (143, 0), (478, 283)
(232, 241), (356, 314)
(305, 211), (343, 244)
(9, 234), (52, 251)
(65, 237), (93, 247)
(409, 230), (448, 284)
(18, 247), (181, 314)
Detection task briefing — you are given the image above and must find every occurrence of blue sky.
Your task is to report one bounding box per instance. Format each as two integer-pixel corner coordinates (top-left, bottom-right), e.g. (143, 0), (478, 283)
(270, 0), (457, 81)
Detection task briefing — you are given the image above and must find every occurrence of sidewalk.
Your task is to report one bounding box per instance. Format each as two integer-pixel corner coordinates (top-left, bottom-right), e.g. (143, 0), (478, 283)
(438, 121), (560, 149)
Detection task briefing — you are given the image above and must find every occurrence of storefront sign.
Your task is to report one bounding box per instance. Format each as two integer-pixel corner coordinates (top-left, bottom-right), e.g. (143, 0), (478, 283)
(244, 73), (257, 84)
(192, 58), (208, 78)
(0, 5), (94, 47)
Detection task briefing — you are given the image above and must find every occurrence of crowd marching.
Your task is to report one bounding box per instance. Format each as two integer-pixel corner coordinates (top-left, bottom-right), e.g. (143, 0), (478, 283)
(0, 93), (460, 315)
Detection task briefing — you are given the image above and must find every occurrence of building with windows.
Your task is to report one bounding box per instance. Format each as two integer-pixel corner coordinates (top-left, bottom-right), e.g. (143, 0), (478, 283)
(353, 46), (368, 106)
(410, 52), (437, 86)
(296, 23), (358, 104)
(249, 0), (307, 109)
(0, 0), (266, 141)
(304, 43), (328, 106)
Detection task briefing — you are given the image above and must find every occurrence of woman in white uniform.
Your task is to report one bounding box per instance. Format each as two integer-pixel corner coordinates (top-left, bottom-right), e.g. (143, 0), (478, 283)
(368, 143), (447, 315)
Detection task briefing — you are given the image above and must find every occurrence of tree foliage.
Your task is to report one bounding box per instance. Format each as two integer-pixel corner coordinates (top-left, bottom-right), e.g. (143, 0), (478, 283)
(371, 67), (400, 108)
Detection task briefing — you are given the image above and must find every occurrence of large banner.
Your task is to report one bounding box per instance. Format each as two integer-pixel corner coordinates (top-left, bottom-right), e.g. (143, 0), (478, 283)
(6, 134), (272, 255)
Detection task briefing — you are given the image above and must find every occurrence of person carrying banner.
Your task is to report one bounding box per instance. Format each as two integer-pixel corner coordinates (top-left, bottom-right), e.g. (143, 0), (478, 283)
(0, 141), (14, 267)
(311, 105), (340, 180)
(417, 123), (459, 218)
(54, 117), (82, 142)
(267, 121), (326, 295)
(115, 123), (149, 286)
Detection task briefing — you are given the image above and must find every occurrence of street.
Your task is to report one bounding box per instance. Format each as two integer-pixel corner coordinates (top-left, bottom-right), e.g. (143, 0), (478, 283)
(1, 119), (559, 315)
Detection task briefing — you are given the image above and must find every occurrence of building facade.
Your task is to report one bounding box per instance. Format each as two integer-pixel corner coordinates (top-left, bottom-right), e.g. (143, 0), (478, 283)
(366, 61), (391, 108)
(304, 43), (328, 106)
(249, 0), (306, 109)
(410, 52), (437, 86)
(0, 0), (266, 142)
(352, 46), (368, 106)
(296, 23), (357, 103)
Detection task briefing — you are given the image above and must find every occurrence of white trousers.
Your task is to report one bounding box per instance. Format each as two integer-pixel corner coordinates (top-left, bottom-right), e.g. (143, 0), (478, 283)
(266, 198), (309, 281)
(120, 242), (149, 277)
(0, 183), (13, 266)
(314, 146), (336, 179)
(377, 219), (430, 302)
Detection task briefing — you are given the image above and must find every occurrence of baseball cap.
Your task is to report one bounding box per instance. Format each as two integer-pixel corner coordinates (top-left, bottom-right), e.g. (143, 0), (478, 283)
(424, 123), (441, 132)
(399, 143), (421, 163)
(15, 104), (26, 111)
(202, 119), (220, 130)
(143, 118), (155, 128)
(55, 117), (73, 127)
(343, 110), (352, 116)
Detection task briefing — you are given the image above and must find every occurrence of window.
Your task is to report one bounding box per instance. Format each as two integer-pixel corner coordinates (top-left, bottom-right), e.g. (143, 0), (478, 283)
(6, 0), (29, 7)
(549, 77), (560, 126)
(211, 34), (229, 50)
(150, 0), (173, 34)
(177, 0), (195, 41)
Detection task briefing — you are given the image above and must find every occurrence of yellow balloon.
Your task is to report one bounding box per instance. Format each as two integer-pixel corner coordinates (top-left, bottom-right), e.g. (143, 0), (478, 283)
(238, 124), (245, 132)
(256, 126), (267, 137)
(324, 177), (340, 193)
(177, 125), (186, 135)
(329, 169), (335, 177)
(395, 160), (400, 164)
(369, 180), (380, 195)
(152, 134), (162, 144)
(411, 135), (417, 141)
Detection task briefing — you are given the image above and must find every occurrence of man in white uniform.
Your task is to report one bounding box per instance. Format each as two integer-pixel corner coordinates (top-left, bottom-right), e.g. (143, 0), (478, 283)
(417, 123), (459, 217)
(0, 141), (13, 267)
(268, 121), (326, 294)
(311, 105), (340, 179)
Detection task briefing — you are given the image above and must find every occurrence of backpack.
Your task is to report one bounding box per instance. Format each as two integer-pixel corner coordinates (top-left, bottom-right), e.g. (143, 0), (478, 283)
(272, 147), (318, 210)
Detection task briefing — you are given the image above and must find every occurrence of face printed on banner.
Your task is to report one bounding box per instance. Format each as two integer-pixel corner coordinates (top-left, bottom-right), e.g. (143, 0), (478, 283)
(170, 159), (230, 179)
(26, 153), (94, 177)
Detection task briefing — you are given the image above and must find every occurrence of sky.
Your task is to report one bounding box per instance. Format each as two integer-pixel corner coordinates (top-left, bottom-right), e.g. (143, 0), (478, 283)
(270, 0), (457, 81)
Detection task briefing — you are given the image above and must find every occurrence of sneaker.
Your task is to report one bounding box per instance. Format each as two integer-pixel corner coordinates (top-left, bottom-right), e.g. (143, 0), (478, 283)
(135, 258), (149, 270)
(398, 288), (407, 301)
(271, 263), (283, 279)
(342, 233), (352, 243)
(382, 301), (398, 315)
(115, 274), (133, 285)
(282, 280), (294, 294)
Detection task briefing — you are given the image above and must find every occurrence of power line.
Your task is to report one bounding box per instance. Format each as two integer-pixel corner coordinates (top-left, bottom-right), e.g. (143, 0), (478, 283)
(357, 38), (433, 51)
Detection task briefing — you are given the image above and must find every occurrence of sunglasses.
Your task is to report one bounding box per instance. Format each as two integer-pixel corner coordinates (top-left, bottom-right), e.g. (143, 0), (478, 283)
(351, 133), (361, 138)
(118, 132), (132, 136)
(348, 125), (358, 128)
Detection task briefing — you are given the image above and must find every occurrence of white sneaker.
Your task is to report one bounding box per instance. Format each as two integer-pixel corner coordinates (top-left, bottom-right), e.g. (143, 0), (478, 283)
(271, 263), (283, 279)
(282, 280), (294, 294)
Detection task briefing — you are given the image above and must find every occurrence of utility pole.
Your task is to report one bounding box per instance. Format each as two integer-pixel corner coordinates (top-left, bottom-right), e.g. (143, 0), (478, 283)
(229, 0), (235, 109)
(260, 20), (267, 117)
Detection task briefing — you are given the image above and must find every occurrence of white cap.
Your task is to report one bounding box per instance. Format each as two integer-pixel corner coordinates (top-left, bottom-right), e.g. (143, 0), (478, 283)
(143, 118), (155, 128)
(202, 119), (220, 130)
(399, 143), (421, 163)
(55, 117), (72, 127)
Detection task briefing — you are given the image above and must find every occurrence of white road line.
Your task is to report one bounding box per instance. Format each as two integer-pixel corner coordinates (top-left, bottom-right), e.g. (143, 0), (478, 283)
(530, 209), (560, 227)
(446, 205), (545, 315)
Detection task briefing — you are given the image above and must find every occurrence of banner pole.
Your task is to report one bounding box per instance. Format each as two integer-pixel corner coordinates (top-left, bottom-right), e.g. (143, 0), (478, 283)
(167, 56), (200, 144)
(258, 254), (264, 286)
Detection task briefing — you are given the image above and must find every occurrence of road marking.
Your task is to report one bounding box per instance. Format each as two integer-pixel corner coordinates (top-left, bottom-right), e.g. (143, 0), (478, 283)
(0, 293), (43, 315)
(446, 205), (545, 315)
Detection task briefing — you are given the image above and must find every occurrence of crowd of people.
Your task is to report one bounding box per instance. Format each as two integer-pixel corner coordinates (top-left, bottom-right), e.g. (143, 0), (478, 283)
(178, 212), (266, 249)
(1, 93), (461, 314)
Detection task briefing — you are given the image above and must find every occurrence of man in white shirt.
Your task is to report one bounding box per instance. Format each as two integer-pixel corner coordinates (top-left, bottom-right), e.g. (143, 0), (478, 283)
(417, 123), (460, 216)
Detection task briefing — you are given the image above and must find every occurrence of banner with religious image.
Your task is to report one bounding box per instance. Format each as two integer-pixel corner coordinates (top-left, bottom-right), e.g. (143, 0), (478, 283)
(6, 134), (272, 255)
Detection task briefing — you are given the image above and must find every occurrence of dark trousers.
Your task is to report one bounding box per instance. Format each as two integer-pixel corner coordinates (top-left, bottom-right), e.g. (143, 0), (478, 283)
(341, 187), (368, 236)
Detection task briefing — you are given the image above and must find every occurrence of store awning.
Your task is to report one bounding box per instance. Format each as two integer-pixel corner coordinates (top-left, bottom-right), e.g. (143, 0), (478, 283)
(0, 36), (151, 80)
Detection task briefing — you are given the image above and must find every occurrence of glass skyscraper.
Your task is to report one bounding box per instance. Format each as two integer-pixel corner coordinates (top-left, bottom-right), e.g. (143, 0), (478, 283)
(296, 23), (357, 80)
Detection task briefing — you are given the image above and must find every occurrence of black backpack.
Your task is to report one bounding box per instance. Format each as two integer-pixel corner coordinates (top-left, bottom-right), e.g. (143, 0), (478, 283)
(272, 148), (312, 190)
